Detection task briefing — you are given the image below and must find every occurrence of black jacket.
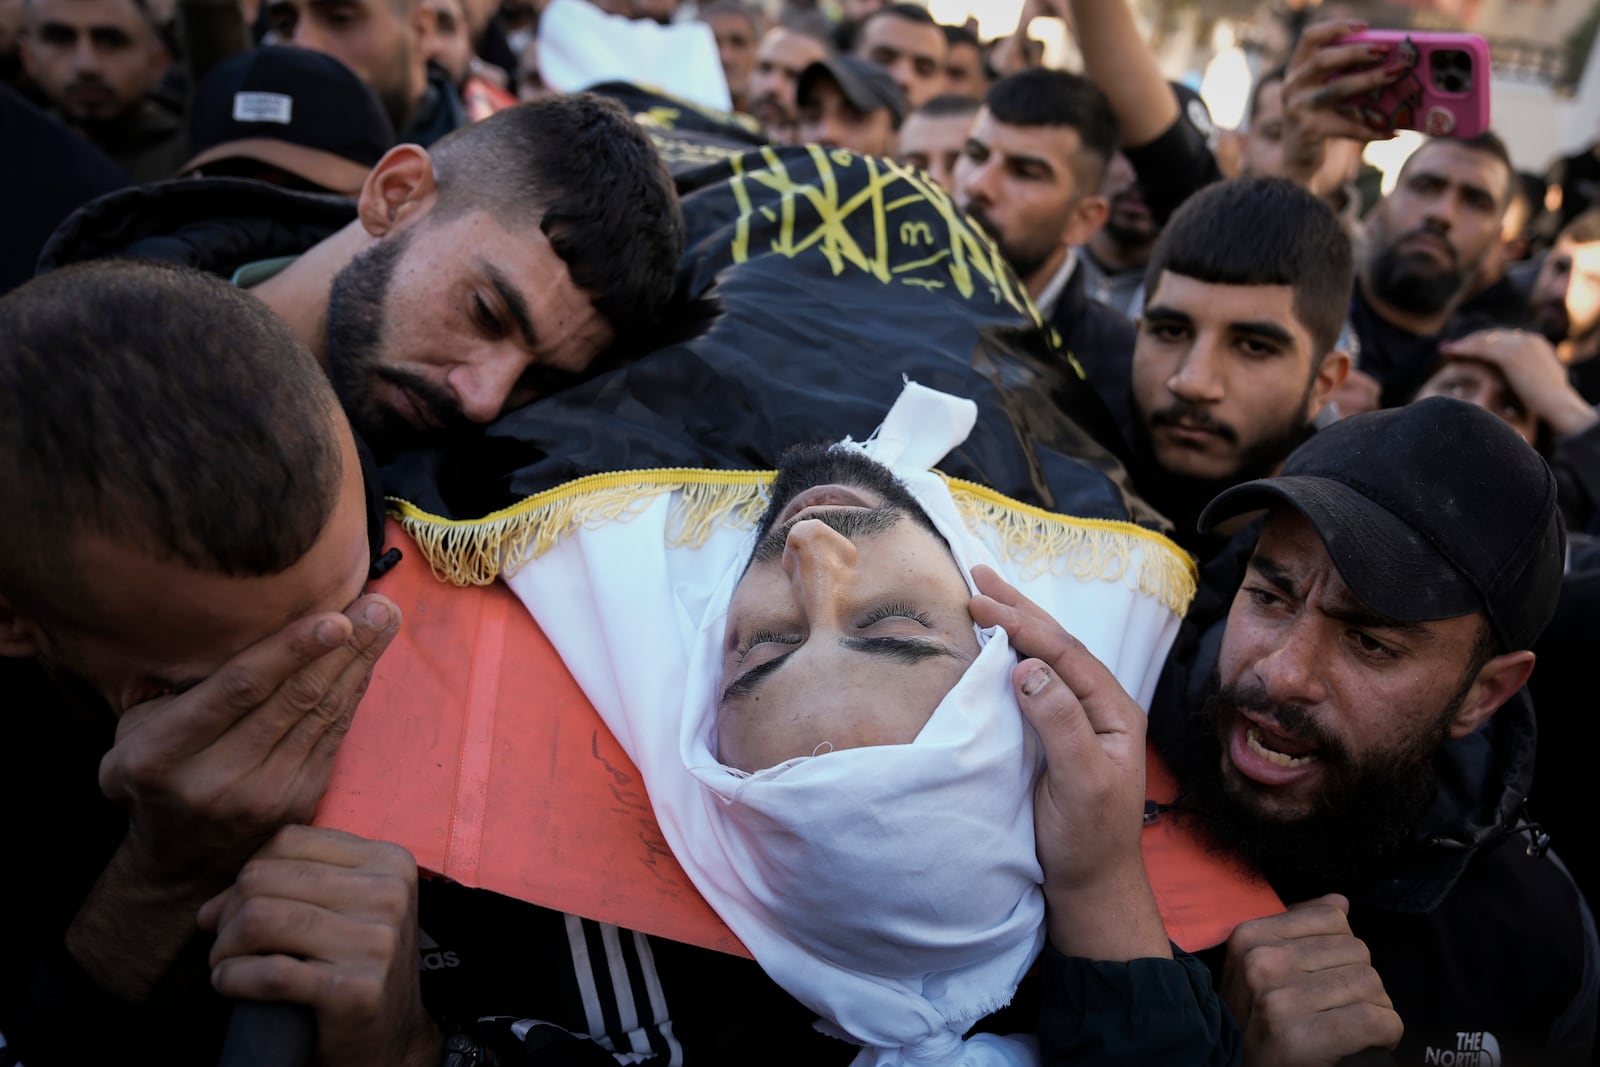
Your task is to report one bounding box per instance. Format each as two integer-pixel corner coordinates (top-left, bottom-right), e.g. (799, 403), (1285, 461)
(1046, 258), (1137, 428)
(38, 176), (356, 279)
(1154, 609), (1599, 1065)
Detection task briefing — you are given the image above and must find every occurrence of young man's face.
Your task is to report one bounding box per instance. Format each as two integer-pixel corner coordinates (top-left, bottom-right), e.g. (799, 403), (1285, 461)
(1365, 140), (1509, 317)
(1132, 272), (1337, 484)
(1531, 234), (1600, 347)
(25, 420), (373, 714)
(953, 108), (1100, 289)
(855, 11), (944, 111)
(21, 0), (165, 124)
(797, 75), (895, 157)
(896, 107), (973, 192)
(1211, 509), (1491, 823)
(266, 0), (427, 133)
(747, 27), (827, 138)
(323, 209), (612, 454)
(717, 447), (979, 773)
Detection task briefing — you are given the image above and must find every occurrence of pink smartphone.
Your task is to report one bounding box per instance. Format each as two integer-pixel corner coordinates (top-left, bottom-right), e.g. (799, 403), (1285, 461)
(1333, 30), (1492, 139)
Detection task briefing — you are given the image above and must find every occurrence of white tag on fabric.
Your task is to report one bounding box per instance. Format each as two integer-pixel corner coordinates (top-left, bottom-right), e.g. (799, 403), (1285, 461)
(233, 92), (293, 125)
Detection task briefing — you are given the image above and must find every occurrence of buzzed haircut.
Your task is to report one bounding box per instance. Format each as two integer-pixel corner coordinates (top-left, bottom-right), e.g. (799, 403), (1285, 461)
(1561, 208), (1600, 245)
(0, 261), (345, 615)
(913, 92), (980, 121)
(984, 68), (1118, 191)
(427, 94), (685, 352)
(1143, 177), (1354, 358)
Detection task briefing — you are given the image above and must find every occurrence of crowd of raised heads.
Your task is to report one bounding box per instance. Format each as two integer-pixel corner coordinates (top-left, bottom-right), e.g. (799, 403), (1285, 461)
(5, 0), (1600, 1066)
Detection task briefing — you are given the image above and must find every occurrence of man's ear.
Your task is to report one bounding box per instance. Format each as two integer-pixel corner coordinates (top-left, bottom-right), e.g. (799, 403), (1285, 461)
(0, 595), (44, 659)
(356, 145), (440, 237)
(1062, 193), (1109, 249)
(1448, 649), (1536, 739)
(1307, 347), (1352, 418)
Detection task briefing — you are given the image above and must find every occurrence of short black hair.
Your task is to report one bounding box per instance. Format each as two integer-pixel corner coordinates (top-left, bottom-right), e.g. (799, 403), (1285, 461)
(941, 23), (979, 50)
(428, 95), (685, 352)
(0, 261), (345, 614)
(912, 92), (981, 121)
(866, 3), (936, 29)
(1143, 178), (1354, 358)
(984, 69), (1118, 191)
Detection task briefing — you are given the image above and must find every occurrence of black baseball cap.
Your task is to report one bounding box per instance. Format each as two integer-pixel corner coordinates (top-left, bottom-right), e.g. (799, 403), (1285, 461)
(182, 46), (398, 197)
(798, 55), (907, 128)
(1199, 397), (1565, 651)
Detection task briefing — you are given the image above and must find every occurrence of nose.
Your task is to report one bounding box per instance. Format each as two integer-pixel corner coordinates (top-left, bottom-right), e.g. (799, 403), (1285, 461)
(288, 21), (328, 55)
(782, 518), (859, 623)
(74, 34), (101, 74)
(1166, 335), (1226, 404)
(958, 155), (996, 207)
(1252, 627), (1329, 709)
(445, 351), (526, 424)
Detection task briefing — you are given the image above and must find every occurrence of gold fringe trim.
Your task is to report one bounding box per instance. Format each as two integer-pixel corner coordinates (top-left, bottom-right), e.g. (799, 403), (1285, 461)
(388, 469), (1197, 616)
(941, 476), (1197, 617)
(388, 469), (771, 587)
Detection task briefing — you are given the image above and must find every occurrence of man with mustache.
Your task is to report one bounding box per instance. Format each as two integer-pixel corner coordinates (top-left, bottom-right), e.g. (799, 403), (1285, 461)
(1123, 177), (1350, 562)
(1271, 18), (1518, 409)
(40, 93), (684, 459)
(1148, 397), (1597, 1064)
(1531, 209), (1600, 403)
(952, 68), (1134, 393)
(745, 22), (829, 144)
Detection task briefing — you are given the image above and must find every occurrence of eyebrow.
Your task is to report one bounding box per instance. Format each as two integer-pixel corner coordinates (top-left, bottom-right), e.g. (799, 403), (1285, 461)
(1250, 554), (1431, 636)
(718, 635), (964, 706)
(481, 261), (539, 351)
(1144, 305), (1295, 348)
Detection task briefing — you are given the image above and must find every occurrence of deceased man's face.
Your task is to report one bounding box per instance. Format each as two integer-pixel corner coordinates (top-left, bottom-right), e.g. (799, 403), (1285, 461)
(716, 445), (980, 772)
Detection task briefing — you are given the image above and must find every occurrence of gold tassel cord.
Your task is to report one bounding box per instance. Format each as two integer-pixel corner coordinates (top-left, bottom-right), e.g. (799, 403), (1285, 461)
(388, 469), (1197, 616)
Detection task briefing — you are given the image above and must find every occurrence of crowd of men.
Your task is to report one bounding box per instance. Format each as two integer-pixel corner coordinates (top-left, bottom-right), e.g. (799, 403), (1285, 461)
(6, 0), (1600, 1063)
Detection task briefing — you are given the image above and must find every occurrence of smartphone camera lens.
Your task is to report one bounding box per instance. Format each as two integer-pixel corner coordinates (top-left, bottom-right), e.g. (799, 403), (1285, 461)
(1430, 49), (1473, 94)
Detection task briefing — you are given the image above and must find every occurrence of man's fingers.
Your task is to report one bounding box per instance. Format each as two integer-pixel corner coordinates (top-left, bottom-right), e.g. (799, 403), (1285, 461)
(1287, 18), (1368, 73)
(273, 597), (402, 768)
(218, 595), (399, 763)
(1228, 894), (1353, 950)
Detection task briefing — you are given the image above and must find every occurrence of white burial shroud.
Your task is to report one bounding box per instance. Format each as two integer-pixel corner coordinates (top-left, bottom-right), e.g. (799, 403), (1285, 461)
(502, 382), (1188, 1066)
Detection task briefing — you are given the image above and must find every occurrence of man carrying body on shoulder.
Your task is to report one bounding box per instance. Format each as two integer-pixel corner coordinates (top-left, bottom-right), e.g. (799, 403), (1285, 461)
(20, 0), (185, 180)
(1152, 396), (1598, 1065)
(0, 259), (405, 1066)
(795, 52), (901, 157)
(953, 67), (1130, 388)
(1272, 18), (1516, 408)
(39, 93), (684, 459)
(1118, 177), (1350, 565)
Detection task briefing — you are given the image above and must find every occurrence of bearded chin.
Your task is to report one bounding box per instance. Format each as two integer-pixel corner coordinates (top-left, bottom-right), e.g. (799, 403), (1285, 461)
(1369, 246), (1466, 316)
(1160, 672), (1449, 896)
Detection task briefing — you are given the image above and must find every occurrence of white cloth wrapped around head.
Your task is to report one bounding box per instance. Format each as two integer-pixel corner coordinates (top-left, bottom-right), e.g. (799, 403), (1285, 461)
(503, 383), (1188, 1066)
